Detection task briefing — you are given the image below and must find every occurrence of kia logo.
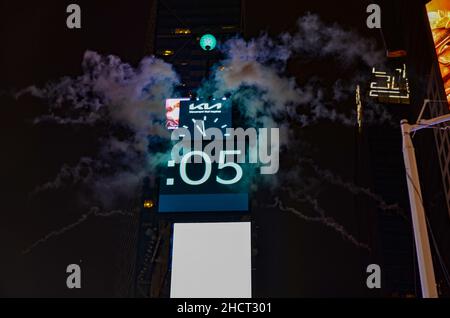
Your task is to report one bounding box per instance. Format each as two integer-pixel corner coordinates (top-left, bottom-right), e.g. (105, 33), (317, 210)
(189, 102), (222, 111)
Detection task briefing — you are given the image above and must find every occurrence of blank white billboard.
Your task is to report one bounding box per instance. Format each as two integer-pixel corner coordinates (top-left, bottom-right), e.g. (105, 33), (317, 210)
(170, 222), (252, 298)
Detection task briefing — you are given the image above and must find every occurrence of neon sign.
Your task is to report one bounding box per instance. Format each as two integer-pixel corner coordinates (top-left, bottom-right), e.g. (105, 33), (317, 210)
(369, 64), (410, 104)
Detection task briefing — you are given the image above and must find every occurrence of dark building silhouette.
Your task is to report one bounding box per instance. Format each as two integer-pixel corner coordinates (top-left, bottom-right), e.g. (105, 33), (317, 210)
(151, 0), (243, 96)
(132, 0), (244, 297)
(129, 0), (450, 297)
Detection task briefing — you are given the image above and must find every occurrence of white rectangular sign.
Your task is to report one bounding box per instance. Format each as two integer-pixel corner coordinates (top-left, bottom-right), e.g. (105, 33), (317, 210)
(170, 222), (252, 298)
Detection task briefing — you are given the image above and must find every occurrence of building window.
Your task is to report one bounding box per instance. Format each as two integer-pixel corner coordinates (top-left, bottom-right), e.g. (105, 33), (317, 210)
(161, 49), (175, 56)
(221, 25), (237, 31)
(143, 200), (154, 209)
(174, 28), (191, 35)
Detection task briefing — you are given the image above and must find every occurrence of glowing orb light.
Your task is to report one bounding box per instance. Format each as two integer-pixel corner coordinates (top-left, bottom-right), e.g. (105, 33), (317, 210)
(199, 34), (217, 51)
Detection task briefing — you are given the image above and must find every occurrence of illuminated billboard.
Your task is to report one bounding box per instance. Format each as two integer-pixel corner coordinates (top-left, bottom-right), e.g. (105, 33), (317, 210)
(159, 98), (248, 213)
(427, 0), (450, 106)
(179, 99), (232, 137)
(170, 222), (252, 298)
(158, 160), (249, 212)
(165, 98), (232, 132)
(165, 98), (189, 129)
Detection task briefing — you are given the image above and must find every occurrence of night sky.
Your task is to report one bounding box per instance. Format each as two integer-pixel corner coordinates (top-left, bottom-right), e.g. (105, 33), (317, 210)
(0, 0), (422, 297)
(1, 0), (154, 297)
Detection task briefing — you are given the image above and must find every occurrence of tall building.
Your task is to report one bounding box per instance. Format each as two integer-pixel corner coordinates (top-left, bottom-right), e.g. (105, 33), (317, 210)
(368, 0), (450, 296)
(243, 0), (383, 297)
(132, 0), (244, 298)
(150, 0), (243, 96)
(408, 0), (450, 296)
(242, 0), (450, 297)
(128, 0), (450, 298)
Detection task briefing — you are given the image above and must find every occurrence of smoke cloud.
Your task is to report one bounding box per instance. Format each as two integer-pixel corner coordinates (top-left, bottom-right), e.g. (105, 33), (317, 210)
(199, 13), (389, 131)
(19, 14), (397, 251)
(19, 51), (179, 209)
(22, 207), (136, 255)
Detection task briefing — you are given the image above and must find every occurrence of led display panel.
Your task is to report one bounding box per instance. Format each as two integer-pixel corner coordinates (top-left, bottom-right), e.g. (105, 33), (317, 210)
(427, 0), (450, 106)
(166, 98), (190, 129)
(159, 98), (249, 213)
(170, 222), (252, 298)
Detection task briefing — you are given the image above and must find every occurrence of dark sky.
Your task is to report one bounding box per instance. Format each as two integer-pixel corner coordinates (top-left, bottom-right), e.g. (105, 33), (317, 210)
(1, 0), (154, 297)
(0, 0), (416, 297)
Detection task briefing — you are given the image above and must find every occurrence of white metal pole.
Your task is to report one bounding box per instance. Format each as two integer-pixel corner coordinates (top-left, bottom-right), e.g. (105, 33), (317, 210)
(400, 119), (438, 298)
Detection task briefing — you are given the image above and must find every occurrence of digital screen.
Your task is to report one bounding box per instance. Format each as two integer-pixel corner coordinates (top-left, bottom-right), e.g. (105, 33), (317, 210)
(158, 159), (249, 212)
(159, 98), (248, 213)
(170, 222), (252, 298)
(427, 0), (450, 106)
(179, 99), (232, 137)
(165, 98), (189, 129)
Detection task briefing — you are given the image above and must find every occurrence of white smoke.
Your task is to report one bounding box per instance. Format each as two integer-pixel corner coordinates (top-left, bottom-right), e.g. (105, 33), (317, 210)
(194, 14), (395, 250)
(19, 51), (179, 208)
(269, 197), (370, 250)
(22, 207), (136, 255)
(304, 159), (405, 216)
(19, 14), (397, 252)
(290, 14), (383, 66)
(199, 13), (389, 130)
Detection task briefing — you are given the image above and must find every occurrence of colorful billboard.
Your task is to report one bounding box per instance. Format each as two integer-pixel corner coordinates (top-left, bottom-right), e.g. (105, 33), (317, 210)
(165, 98), (189, 129)
(159, 98), (248, 213)
(427, 0), (450, 106)
(170, 222), (252, 298)
(179, 98), (232, 137)
(158, 164), (249, 212)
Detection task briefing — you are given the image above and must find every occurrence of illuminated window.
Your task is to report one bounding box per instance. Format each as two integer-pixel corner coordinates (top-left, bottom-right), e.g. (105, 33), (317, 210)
(174, 28), (191, 35)
(161, 49), (174, 56)
(221, 25), (237, 30)
(143, 200), (154, 209)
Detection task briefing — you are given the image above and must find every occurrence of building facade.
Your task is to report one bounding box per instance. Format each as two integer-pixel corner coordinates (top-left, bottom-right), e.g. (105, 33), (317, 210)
(128, 0), (450, 298)
(132, 0), (244, 297)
